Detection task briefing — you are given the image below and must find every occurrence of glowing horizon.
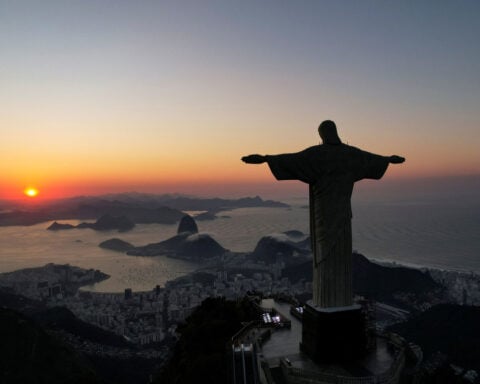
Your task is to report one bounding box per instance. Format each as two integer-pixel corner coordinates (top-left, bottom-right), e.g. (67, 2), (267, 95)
(2, 171), (479, 203)
(1, 2), (480, 201)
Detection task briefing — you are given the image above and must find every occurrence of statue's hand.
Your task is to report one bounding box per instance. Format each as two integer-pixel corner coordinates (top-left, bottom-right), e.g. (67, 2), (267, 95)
(241, 154), (266, 164)
(389, 155), (405, 164)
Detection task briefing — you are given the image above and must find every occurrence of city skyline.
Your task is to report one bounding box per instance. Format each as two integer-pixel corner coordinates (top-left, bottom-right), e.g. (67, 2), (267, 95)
(2, 1), (479, 200)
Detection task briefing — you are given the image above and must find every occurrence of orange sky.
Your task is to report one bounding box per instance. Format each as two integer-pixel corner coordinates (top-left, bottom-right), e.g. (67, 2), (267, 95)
(1, 2), (480, 201)
(2, 106), (479, 201)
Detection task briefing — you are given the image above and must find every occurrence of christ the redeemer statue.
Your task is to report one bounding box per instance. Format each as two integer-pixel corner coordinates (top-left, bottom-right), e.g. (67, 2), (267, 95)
(242, 120), (405, 309)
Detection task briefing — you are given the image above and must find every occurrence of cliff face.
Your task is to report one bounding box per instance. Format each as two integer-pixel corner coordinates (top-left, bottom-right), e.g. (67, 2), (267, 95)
(177, 215), (198, 234)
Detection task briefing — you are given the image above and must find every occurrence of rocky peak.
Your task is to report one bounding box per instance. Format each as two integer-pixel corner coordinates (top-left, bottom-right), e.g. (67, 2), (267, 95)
(177, 215), (198, 234)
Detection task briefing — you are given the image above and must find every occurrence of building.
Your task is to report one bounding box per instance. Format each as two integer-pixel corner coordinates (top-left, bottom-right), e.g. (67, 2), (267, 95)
(231, 299), (421, 384)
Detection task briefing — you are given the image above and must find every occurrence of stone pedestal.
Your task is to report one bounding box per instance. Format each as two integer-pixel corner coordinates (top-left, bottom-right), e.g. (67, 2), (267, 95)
(300, 301), (367, 363)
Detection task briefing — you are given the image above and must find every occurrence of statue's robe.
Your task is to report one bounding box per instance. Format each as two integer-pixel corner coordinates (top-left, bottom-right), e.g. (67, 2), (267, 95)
(266, 144), (389, 308)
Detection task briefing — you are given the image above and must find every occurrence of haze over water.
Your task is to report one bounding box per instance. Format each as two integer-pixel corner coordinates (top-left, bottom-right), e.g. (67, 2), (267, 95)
(1, 194), (479, 293)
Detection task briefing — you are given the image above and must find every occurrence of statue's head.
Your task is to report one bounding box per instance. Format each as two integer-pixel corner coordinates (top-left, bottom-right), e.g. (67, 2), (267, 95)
(318, 120), (341, 145)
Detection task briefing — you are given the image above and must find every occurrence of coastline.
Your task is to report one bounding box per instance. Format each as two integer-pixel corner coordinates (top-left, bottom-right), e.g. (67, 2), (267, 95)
(1, 202), (479, 294)
(3, 255), (479, 301)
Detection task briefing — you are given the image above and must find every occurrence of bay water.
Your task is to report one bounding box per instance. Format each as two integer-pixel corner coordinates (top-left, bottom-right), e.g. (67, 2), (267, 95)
(0, 196), (479, 292)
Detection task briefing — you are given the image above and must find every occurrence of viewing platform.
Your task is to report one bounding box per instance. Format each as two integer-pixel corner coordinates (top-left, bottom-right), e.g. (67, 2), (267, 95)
(232, 299), (419, 384)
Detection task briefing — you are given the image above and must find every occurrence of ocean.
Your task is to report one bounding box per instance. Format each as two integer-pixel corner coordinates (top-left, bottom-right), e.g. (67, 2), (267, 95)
(0, 196), (479, 292)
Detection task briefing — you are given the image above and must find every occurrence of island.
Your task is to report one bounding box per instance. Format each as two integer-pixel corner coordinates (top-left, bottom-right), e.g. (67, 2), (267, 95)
(48, 214), (135, 232)
(126, 215), (226, 260)
(99, 238), (135, 252)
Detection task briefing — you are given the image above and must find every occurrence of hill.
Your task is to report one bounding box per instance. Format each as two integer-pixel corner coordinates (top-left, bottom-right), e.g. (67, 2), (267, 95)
(282, 252), (443, 310)
(389, 304), (480, 372)
(154, 297), (257, 384)
(0, 308), (102, 384)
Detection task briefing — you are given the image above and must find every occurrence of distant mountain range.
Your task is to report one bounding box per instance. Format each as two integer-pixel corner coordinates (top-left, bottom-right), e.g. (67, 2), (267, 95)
(0, 193), (289, 226)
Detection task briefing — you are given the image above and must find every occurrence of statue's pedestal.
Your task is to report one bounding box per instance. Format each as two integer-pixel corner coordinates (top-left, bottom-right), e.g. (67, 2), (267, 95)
(300, 301), (367, 363)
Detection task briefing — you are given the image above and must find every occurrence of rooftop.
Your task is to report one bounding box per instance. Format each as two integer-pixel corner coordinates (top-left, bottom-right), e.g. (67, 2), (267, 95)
(258, 300), (403, 380)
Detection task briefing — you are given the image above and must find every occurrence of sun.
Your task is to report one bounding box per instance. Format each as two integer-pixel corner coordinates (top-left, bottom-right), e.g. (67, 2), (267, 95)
(24, 187), (39, 198)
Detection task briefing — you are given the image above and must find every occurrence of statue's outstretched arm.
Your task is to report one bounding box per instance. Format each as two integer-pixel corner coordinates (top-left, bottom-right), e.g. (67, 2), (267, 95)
(388, 155), (405, 164)
(241, 154), (267, 164)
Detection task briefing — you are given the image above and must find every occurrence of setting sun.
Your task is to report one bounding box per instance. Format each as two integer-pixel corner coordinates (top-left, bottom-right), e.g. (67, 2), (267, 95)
(24, 188), (39, 198)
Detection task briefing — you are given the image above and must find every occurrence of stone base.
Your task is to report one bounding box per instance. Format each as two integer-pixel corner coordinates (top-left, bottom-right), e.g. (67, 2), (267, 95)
(300, 301), (367, 363)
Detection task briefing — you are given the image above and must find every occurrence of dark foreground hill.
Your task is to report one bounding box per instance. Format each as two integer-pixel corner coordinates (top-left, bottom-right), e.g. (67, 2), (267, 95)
(154, 297), (257, 384)
(0, 290), (163, 384)
(31, 306), (130, 347)
(0, 308), (102, 384)
(389, 304), (480, 372)
(0, 286), (46, 313)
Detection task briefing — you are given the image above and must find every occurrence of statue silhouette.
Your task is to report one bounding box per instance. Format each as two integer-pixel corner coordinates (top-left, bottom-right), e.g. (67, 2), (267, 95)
(242, 120), (405, 308)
